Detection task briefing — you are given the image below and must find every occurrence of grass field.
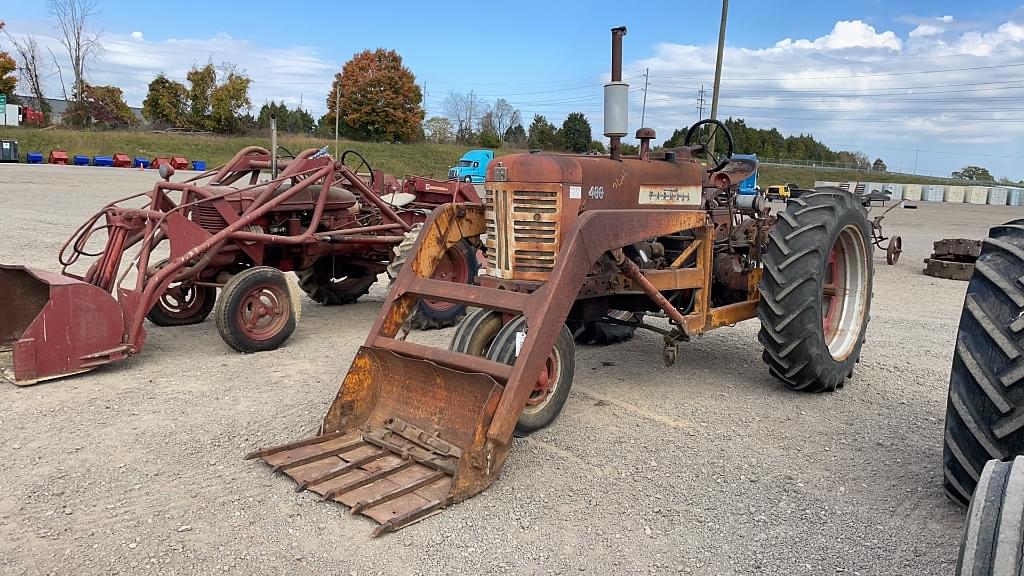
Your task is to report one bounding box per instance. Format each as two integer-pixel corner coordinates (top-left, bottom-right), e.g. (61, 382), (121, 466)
(0, 126), (1000, 189)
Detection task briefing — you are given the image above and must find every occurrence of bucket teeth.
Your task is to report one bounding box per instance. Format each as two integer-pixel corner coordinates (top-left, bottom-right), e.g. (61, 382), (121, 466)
(253, 424), (458, 536)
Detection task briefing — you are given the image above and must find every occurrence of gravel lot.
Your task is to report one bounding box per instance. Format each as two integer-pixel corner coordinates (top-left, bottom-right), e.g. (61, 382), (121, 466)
(2, 164), (1022, 575)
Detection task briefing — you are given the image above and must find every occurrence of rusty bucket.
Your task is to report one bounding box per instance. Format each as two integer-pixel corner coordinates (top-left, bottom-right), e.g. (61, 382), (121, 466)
(0, 265), (129, 385)
(247, 346), (509, 536)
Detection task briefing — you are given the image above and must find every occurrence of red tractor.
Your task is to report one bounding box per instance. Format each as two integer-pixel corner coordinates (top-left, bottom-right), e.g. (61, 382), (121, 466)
(0, 146), (481, 385)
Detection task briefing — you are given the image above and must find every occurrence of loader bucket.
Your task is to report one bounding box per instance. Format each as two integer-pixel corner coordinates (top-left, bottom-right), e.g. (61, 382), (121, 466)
(0, 265), (129, 385)
(247, 346), (508, 536)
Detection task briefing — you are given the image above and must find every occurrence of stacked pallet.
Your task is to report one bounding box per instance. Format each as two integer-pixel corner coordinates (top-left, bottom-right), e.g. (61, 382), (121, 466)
(989, 187), (1009, 205)
(922, 185), (945, 202)
(904, 184), (922, 201)
(964, 186), (989, 205)
(944, 185), (966, 203)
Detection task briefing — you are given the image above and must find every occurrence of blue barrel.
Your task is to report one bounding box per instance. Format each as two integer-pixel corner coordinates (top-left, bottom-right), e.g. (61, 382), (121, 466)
(133, 157), (150, 168)
(73, 154), (90, 166)
(26, 152), (44, 164)
(93, 156), (113, 167)
(192, 160), (206, 171)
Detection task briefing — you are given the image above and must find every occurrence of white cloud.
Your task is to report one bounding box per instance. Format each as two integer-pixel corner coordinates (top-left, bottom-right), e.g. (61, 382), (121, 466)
(772, 20), (902, 52)
(909, 24), (943, 38)
(622, 18), (1024, 179)
(130, 31), (143, 40)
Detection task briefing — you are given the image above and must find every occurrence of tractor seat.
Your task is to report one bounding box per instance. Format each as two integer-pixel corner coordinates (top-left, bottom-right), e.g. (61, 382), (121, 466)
(379, 192), (417, 207)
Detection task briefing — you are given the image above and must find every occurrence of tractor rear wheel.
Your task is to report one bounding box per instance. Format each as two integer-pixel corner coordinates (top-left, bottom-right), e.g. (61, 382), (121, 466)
(486, 316), (576, 436)
(147, 283), (216, 326)
(297, 257), (376, 305)
(956, 456), (1024, 575)
(943, 221), (1024, 505)
(387, 224), (479, 330)
(758, 189), (873, 392)
(215, 267), (298, 353)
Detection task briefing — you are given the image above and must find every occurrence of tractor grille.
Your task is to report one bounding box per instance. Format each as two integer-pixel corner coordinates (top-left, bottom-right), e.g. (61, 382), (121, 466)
(484, 184), (561, 281)
(192, 203), (227, 232)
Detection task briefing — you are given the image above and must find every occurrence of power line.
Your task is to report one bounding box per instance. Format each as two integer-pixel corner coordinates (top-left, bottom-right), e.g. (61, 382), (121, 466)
(646, 61), (1024, 82)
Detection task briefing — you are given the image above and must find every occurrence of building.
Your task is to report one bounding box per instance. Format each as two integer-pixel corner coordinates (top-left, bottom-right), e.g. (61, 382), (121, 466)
(15, 95), (147, 126)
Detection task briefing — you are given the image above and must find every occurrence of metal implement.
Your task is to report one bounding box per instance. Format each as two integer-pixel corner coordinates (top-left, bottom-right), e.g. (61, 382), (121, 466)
(0, 146), (482, 385)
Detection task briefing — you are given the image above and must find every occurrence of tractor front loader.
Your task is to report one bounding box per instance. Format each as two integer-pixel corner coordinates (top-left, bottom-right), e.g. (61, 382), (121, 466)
(1, 145), (481, 385)
(249, 28), (875, 535)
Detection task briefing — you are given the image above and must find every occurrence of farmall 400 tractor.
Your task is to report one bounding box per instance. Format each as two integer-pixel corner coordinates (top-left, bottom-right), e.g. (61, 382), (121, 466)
(249, 27), (874, 535)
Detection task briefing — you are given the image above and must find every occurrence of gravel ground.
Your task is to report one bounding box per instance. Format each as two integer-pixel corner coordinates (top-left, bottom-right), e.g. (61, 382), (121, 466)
(1, 164), (1022, 576)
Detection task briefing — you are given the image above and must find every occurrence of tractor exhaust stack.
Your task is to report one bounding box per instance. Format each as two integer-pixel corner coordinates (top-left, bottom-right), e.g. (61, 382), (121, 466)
(605, 26), (628, 161)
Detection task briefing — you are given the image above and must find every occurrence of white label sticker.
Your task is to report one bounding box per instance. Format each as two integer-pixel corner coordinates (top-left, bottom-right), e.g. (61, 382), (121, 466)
(569, 185), (582, 199)
(515, 331), (527, 357)
(638, 185), (702, 205)
(1, 143), (8, 150)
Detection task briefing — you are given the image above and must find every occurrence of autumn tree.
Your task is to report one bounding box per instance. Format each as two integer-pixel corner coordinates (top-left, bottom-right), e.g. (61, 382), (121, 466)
(186, 63), (216, 130)
(210, 69), (251, 133)
(0, 51), (16, 100)
(142, 74), (187, 127)
(423, 116), (454, 143)
(560, 112), (592, 153)
(327, 48), (423, 142)
(952, 165), (994, 181)
(527, 114), (558, 150)
(63, 83), (133, 127)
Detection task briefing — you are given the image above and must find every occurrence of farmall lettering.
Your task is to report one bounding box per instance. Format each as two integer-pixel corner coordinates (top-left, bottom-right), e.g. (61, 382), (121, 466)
(638, 185), (702, 206)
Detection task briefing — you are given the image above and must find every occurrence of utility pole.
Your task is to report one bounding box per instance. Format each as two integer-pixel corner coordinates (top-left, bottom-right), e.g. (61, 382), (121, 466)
(640, 68), (649, 127)
(708, 0), (729, 153)
(696, 85), (707, 121)
(913, 149), (919, 175)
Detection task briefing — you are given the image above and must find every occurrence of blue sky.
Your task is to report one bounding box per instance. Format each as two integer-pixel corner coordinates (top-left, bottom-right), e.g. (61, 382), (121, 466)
(5, 0), (1024, 180)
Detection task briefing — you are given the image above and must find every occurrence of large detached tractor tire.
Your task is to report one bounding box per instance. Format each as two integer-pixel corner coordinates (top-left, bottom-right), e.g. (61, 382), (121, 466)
(568, 310), (642, 345)
(215, 267), (298, 353)
(297, 257), (376, 305)
(758, 189), (873, 392)
(956, 456), (1024, 576)
(486, 316), (576, 436)
(943, 221), (1024, 505)
(387, 224), (479, 330)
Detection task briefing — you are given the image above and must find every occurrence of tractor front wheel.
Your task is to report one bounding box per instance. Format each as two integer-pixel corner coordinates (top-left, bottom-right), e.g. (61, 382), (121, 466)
(758, 189), (873, 392)
(215, 267), (298, 353)
(486, 316), (576, 436)
(387, 224), (479, 330)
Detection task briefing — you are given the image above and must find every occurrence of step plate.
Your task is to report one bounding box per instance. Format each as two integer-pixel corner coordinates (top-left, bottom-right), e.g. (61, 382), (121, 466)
(252, 428), (455, 536)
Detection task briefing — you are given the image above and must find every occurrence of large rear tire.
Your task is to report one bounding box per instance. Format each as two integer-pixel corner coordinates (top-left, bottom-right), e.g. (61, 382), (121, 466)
(296, 257), (376, 306)
(758, 189), (873, 392)
(956, 456), (1024, 575)
(387, 224), (479, 330)
(943, 221), (1024, 505)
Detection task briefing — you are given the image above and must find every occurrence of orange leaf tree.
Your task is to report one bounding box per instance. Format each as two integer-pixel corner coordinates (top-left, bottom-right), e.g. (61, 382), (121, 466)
(327, 49), (424, 142)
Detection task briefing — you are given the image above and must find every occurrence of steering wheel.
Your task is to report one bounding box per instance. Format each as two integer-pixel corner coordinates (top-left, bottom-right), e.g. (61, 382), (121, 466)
(340, 149), (375, 189)
(684, 119), (734, 173)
